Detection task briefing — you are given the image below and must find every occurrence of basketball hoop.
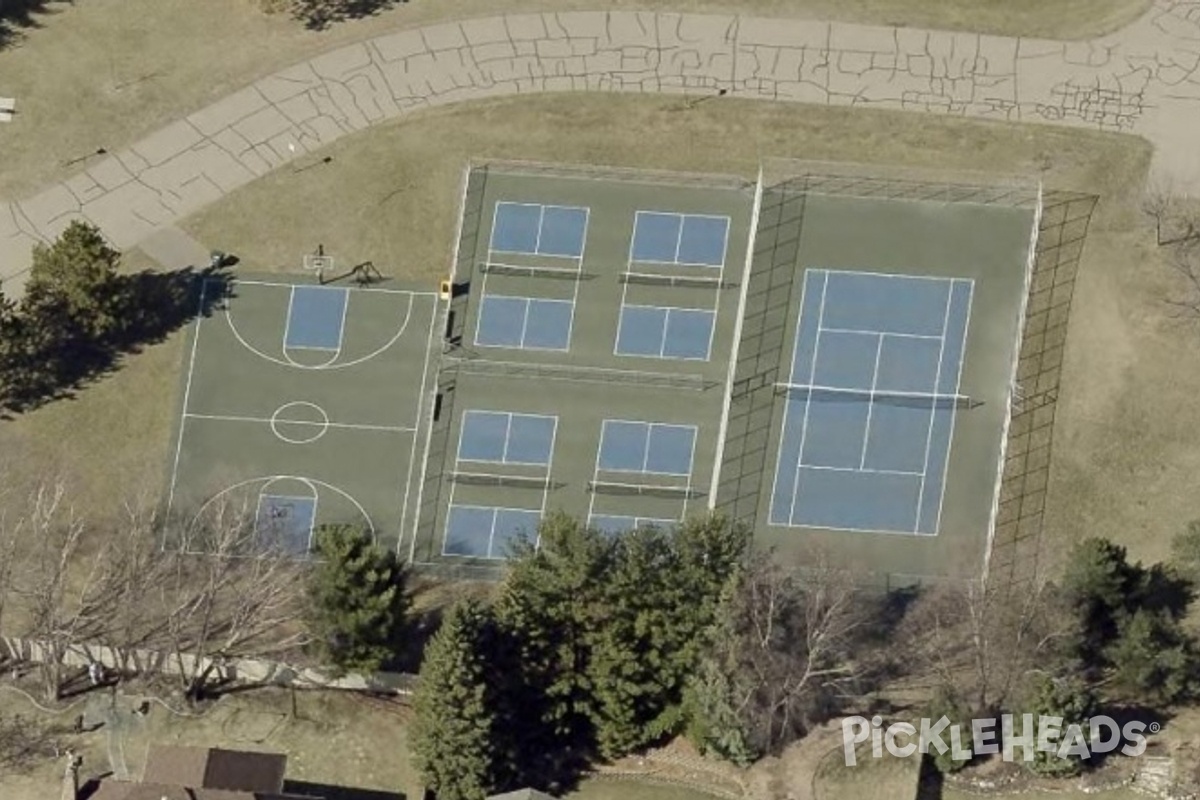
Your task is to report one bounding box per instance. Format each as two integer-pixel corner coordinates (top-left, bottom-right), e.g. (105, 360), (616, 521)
(303, 253), (333, 282)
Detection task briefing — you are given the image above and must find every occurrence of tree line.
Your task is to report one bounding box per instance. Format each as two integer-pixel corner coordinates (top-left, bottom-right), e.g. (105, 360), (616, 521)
(410, 518), (1200, 798)
(410, 514), (896, 799)
(0, 478), (408, 704)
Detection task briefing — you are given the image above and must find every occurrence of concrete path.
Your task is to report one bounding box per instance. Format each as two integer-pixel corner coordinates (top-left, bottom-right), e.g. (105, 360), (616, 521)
(2, 1), (1200, 292)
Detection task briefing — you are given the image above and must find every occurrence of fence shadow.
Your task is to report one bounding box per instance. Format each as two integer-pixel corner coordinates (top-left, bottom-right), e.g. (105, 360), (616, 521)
(986, 191), (1099, 591)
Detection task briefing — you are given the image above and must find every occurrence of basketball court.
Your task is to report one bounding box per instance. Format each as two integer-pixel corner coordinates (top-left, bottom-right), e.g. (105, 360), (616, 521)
(165, 270), (440, 554)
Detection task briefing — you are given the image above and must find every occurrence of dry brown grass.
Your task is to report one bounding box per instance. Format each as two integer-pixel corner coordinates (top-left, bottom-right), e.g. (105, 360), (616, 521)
(0, 57), (1193, 798)
(812, 744), (920, 800)
(0, 0), (1152, 199)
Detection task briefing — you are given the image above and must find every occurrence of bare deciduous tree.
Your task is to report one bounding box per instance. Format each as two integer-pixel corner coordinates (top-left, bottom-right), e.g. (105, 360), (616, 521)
(0, 713), (65, 773)
(9, 481), (123, 701)
(158, 497), (310, 702)
(898, 572), (1072, 715)
(707, 553), (871, 755)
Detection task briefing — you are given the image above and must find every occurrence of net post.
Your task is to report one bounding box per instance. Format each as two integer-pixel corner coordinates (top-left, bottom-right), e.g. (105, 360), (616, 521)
(709, 165), (764, 509)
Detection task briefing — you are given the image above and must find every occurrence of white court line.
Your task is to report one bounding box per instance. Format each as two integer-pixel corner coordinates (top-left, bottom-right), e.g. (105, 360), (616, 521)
(254, 492), (315, 552)
(225, 287), (415, 371)
(913, 281), (956, 533)
(561, 206), (590, 351)
(533, 419), (560, 554)
(820, 325), (942, 341)
(933, 279), (976, 536)
(672, 212), (686, 263)
(184, 412), (415, 433)
(307, 491), (320, 553)
(333, 287), (350, 354)
(399, 294), (439, 559)
(585, 417), (604, 531)
(234, 278), (436, 297)
(281, 286), (298, 357)
(794, 463), (924, 477)
(819, 268), (951, 283)
(775, 507), (940, 537)
(533, 204), (546, 256)
(540, 204), (589, 258)
(166, 281), (209, 517)
(766, 268), (814, 526)
(787, 270), (830, 526)
(597, 420), (698, 477)
(859, 334), (885, 470)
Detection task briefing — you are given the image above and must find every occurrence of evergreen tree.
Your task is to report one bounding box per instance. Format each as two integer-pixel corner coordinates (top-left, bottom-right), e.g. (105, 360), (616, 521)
(1062, 538), (1138, 663)
(586, 517), (748, 758)
(926, 684), (972, 774)
(411, 599), (500, 800)
(1170, 522), (1200, 583)
(1017, 674), (1097, 777)
(1106, 608), (1198, 704)
(306, 524), (409, 674)
(24, 220), (121, 341)
(494, 513), (612, 763)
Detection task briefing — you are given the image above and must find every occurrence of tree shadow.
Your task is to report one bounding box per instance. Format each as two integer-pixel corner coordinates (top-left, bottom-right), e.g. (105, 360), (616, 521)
(284, 780), (405, 800)
(1138, 564), (1194, 619)
(386, 606), (442, 674)
(0, 266), (231, 417)
(0, 0), (70, 50)
(288, 0), (406, 30)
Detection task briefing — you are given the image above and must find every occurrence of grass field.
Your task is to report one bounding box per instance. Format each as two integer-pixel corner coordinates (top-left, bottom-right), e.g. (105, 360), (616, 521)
(0, 64), (1194, 800)
(0, 0), (1152, 200)
(0, 89), (1169, 571)
(0, 682), (728, 800)
(812, 744), (921, 799)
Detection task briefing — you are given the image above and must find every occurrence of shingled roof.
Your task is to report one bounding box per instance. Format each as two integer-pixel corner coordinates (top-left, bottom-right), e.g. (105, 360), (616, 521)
(91, 745), (317, 800)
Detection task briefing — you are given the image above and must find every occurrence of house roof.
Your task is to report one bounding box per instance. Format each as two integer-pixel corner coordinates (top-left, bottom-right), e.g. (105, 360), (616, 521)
(141, 745), (287, 793)
(90, 782), (317, 800)
(487, 790), (559, 800)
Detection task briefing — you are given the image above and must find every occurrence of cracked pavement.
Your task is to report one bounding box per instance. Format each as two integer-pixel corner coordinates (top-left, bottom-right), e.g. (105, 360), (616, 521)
(2, 1), (1199, 292)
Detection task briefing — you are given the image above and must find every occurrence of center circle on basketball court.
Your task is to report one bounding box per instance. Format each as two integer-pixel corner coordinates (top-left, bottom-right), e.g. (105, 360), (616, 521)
(270, 401), (330, 444)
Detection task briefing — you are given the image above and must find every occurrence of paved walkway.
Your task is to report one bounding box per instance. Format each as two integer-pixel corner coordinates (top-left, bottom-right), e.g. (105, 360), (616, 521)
(2, 1), (1199, 292)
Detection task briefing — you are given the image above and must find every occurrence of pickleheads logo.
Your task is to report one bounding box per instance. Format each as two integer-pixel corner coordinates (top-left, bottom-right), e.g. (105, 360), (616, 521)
(841, 714), (1157, 766)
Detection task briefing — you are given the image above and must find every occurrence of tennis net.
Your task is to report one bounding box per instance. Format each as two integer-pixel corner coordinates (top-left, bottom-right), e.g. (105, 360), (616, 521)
(619, 271), (735, 289)
(773, 383), (979, 410)
(450, 472), (553, 490)
(480, 262), (581, 280)
(444, 357), (715, 391)
(587, 481), (703, 499)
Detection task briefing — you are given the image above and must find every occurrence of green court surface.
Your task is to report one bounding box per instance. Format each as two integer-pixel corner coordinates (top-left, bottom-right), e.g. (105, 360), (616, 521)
(165, 274), (440, 554)
(164, 160), (1041, 583)
(407, 164), (753, 566)
(718, 181), (1038, 581)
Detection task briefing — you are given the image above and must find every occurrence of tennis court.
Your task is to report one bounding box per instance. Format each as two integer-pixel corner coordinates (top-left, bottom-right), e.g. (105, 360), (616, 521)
(719, 179), (1039, 580)
(164, 274), (441, 554)
(407, 163), (753, 566)
(769, 270), (974, 536)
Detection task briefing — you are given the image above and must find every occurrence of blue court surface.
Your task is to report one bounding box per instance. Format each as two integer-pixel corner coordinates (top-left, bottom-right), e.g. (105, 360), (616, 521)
(590, 514), (678, 535)
(491, 202), (589, 258)
(770, 269), (973, 535)
(255, 494), (316, 556)
(631, 211), (730, 267)
(475, 295), (573, 350)
(285, 286), (348, 350)
(458, 410), (557, 465)
(598, 420), (696, 476)
(444, 504), (541, 558)
(616, 305), (715, 360)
